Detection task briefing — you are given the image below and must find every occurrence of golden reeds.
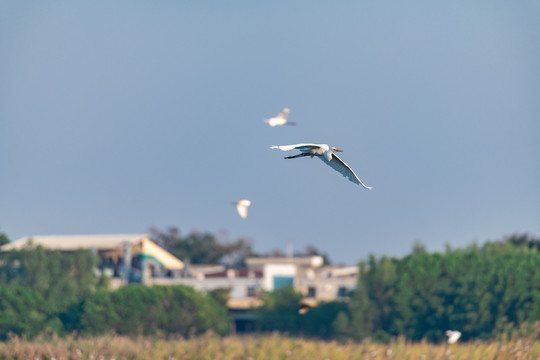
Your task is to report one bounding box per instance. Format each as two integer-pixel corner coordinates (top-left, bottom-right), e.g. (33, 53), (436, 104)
(0, 332), (539, 360)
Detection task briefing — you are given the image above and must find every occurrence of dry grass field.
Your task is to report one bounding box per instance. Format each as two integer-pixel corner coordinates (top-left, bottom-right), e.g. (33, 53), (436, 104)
(1, 333), (540, 360)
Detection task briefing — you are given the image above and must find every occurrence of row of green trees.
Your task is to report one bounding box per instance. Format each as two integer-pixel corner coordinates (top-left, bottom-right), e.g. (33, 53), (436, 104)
(80, 285), (229, 336)
(150, 227), (332, 266)
(345, 239), (540, 342)
(0, 243), (230, 340)
(1, 233), (539, 342)
(0, 283), (230, 340)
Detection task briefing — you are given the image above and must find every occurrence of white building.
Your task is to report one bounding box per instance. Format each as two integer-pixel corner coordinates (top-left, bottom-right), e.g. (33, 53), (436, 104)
(157, 255), (358, 304)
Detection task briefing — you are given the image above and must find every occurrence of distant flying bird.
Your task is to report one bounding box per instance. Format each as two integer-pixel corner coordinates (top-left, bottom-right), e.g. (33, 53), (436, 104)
(264, 108), (296, 127)
(270, 143), (373, 189)
(234, 199), (251, 219)
(445, 330), (461, 344)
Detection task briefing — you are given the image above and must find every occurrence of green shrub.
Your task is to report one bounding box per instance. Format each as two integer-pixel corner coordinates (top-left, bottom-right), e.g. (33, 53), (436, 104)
(0, 285), (49, 340)
(81, 284), (230, 337)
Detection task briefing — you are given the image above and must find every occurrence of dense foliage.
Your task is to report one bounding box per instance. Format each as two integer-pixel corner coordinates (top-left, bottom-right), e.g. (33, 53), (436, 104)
(81, 284), (230, 336)
(257, 286), (304, 333)
(344, 239), (540, 342)
(0, 244), (99, 314)
(0, 233), (9, 247)
(256, 286), (349, 339)
(0, 285), (49, 340)
(0, 244), (230, 339)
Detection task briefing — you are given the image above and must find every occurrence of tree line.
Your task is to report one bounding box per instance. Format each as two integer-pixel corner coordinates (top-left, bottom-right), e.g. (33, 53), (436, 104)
(345, 236), (540, 342)
(149, 226), (332, 265)
(0, 232), (539, 342)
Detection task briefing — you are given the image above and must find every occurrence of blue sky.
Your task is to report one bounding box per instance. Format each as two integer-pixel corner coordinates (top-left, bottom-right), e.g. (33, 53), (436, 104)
(1, 1), (539, 264)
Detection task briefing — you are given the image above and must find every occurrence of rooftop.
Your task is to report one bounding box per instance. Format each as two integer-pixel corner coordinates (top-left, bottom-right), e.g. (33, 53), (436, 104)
(1, 234), (149, 251)
(245, 256), (324, 268)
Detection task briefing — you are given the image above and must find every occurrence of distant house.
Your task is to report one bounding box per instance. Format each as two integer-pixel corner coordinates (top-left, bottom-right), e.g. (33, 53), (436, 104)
(295, 265), (358, 301)
(245, 256), (324, 291)
(245, 256), (358, 301)
(0, 234), (184, 288)
(150, 255), (357, 329)
(150, 255), (358, 302)
(152, 264), (264, 299)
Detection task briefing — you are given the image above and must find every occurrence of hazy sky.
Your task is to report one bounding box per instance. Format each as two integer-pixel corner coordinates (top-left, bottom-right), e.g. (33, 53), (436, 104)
(1, 1), (539, 264)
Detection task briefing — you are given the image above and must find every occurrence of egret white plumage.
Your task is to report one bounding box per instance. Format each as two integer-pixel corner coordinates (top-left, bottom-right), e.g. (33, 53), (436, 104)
(234, 199), (251, 219)
(445, 330), (461, 344)
(264, 108), (295, 127)
(270, 143), (373, 189)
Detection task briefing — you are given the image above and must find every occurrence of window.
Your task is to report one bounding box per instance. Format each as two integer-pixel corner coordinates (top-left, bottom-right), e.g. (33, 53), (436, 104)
(247, 286), (257, 297)
(337, 286), (349, 297)
(307, 286), (316, 298)
(273, 276), (294, 289)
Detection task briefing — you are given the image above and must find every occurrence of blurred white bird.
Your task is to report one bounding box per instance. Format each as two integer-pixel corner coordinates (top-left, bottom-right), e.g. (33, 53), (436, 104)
(264, 108), (295, 127)
(445, 330), (461, 344)
(234, 199), (251, 219)
(270, 143), (373, 189)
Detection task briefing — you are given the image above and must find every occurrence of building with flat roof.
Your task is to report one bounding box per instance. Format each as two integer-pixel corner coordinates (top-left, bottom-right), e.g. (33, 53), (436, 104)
(157, 255), (357, 303)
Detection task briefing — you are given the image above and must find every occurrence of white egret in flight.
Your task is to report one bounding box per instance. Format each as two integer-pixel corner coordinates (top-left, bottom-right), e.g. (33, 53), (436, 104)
(270, 143), (373, 189)
(234, 199), (251, 219)
(445, 330), (461, 344)
(264, 108), (295, 127)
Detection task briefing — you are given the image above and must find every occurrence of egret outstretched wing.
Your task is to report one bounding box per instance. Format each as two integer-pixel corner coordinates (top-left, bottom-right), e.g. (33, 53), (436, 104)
(270, 144), (321, 152)
(319, 153), (373, 189)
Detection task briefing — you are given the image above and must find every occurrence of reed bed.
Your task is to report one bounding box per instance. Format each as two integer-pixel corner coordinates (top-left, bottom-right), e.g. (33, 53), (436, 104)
(0, 333), (539, 360)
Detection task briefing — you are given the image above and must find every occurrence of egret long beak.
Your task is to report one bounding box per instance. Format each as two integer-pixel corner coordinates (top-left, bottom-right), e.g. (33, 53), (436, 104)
(333, 148), (344, 152)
